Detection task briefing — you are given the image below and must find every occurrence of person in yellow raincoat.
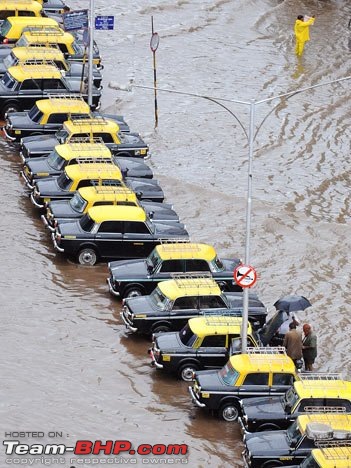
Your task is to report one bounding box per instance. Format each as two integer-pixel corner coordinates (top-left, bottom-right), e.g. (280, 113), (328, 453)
(294, 15), (315, 56)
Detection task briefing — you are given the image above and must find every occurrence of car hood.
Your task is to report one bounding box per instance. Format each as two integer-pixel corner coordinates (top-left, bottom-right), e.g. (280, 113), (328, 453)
(114, 157), (153, 179)
(22, 136), (57, 155)
(124, 295), (154, 315)
(125, 177), (163, 198)
(245, 431), (290, 454)
(57, 220), (83, 236)
(152, 222), (188, 237)
(109, 259), (148, 279)
(120, 132), (146, 147)
(7, 112), (34, 129)
(140, 202), (179, 222)
(26, 158), (53, 174)
(242, 396), (284, 418)
(36, 178), (62, 196)
(155, 331), (183, 351)
(47, 200), (78, 218)
(195, 369), (223, 389)
(225, 292), (265, 308)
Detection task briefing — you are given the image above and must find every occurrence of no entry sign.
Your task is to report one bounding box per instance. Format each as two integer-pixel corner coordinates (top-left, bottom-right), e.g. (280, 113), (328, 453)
(233, 264), (257, 288)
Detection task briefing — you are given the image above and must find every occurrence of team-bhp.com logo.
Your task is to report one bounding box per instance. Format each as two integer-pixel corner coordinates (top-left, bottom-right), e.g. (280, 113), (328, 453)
(4, 439), (189, 456)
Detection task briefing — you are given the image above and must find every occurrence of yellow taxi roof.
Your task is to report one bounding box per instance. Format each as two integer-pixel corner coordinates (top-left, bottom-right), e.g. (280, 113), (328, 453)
(37, 98), (90, 115)
(188, 316), (250, 337)
(12, 46), (64, 61)
(297, 413), (351, 433)
(154, 243), (217, 261)
(55, 142), (111, 159)
(0, 0), (42, 11)
(78, 186), (137, 203)
(8, 63), (61, 81)
(158, 277), (221, 300)
(312, 446), (351, 467)
(65, 163), (122, 180)
(228, 353), (296, 374)
(63, 118), (120, 134)
(20, 28), (74, 44)
(87, 205), (146, 224)
(5, 15), (57, 27)
(294, 379), (351, 399)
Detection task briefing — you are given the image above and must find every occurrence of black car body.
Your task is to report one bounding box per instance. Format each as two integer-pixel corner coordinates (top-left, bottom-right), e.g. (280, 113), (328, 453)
(0, 64), (101, 117)
(107, 242), (242, 299)
(51, 205), (189, 265)
(122, 277), (267, 335)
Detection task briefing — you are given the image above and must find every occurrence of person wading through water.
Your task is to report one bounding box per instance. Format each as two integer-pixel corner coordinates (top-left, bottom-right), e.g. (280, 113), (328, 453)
(294, 15), (315, 56)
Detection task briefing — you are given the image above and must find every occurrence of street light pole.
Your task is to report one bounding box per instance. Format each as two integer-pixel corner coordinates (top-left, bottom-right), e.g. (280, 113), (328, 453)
(109, 75), (351, 353)
(88, 0), (94, 107)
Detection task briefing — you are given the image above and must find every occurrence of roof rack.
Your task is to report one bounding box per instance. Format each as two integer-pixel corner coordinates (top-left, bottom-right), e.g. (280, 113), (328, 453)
(304, 406), (347, 414)
(91, 185), (133, 195)
(68, 136), (103, 144)
(203, 316), (243, 327)
(23, 26), (64, 36)
(159, 243), (202, 254)
(299, 373), (343, 381)
(317, 443), (351, 457)
(159, 238), (190, 245)
(3, 0), (37, 4)
(13, 63), (59, 77)
(75, 159), (117, 171)
(247, 347), (286, 355)
(48, 94), (84, 102)
(171, 273), (215, 289)
(70, 117), (109, 126)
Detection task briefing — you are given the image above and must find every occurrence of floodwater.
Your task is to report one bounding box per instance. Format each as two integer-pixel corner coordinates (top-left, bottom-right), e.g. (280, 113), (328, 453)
(0, 0), (350, 467)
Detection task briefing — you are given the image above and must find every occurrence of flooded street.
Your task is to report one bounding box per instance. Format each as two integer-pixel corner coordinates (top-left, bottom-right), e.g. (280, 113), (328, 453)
(1, 0), (350, 467)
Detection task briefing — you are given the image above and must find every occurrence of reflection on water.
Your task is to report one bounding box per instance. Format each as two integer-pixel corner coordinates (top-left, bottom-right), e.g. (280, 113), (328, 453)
(1, 0), (351, 466)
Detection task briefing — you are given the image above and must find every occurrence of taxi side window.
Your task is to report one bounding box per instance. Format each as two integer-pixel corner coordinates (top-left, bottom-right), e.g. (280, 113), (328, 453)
(124, 221), (150, 234)
(325, 399), (351, 411)
(54, 60), (66, 71)
(185, 259), (210, 272)
(76, 179), (94, 189)
(272, 373), (295, 386)
(94, 133), (114, 143)
(0, 11), (15, 20)
(243, 373), (269, 386)
(199, 295), (225, 309)
(57, 44), (69, 54)
(43, 79), (66, 90)
(201, 335), (226, 347)
(19, 11), (36, 17)
(159, 260), (184, 273)
(172, 296), (197, 310)
(20, 79), (40, 90)
(47, 113), (68, 124)
(93, 201), (114, 207)
(98, 221), (123, 233)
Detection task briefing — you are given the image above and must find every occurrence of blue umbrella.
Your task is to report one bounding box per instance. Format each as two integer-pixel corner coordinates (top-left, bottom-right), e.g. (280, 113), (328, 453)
(274, 295), (312, 313)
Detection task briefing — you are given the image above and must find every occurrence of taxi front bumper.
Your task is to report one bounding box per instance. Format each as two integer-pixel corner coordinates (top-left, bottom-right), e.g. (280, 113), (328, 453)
(120, 308), (138, 333)
(188, 386), (206, 408)
(148, 348), (163, 369)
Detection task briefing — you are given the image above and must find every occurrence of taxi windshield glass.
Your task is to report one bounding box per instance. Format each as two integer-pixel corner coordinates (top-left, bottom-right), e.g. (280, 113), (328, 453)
(56, 172), (72, 190)
(69, 192), (87, 213)
(299, 455), (318, 468)
(146, 249), (161, 271)
(178, 324), (196, 347)
(286, 419), (301, 444)
(219, 361), (239, 385)
(1, 72), (18, 90)
(47, 149), (65, 170)
(16, 36), (28, 47)
(0, 19), (11, 37)
(3, 52), (17, 69)
(284, 387), (299, 411)
(79, 214), (94, 232)
(28, 104), (43, 123)
(55, 129), (68, 143)
(149, 288), (169, 311)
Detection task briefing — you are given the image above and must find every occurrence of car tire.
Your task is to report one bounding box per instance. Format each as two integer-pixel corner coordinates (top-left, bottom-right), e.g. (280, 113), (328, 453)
(262, 462), (283, 468)
(257, 424), (281, 431)
(152, 324), (171, 334)
(125, 286), (144, 298)
(219, 402), (240, 422)
(77, 248), (98, 266)
(178, 363), (198, 382)
(2, 102), (20, 118)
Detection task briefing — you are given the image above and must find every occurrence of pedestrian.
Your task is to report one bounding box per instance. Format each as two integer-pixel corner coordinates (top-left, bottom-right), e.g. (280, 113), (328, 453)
(283, 322), (303, 367)
(294, 14), (315, 56)
(302, 323), (317, 371)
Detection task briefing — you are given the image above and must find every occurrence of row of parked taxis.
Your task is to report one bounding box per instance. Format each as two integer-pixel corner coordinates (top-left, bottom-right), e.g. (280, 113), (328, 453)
(1, 3), (350, 467)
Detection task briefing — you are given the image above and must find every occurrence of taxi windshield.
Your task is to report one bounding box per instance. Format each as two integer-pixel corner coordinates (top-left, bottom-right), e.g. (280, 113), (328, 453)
(55, 129), (68, 143)
(1, 72), (18, 90)
(149, 288), (169, 311)
(69, 192), (87, 213)
(286, 419), (301, 444)
(0, 19), (11, 37)
(79, 214), (95, 232)
(219, 361), (239, 386)
(3, 52), (17, 69)
(56, 172), (72, 190)
(47, 150), (65, 170)
(28, 104), (43, 123)
(16, 36), (29, 47)
(299, 455), (319, 468)
(178, 324), (196, 347)
(146, 249), (161, 272)
(283, 387), (299, 411)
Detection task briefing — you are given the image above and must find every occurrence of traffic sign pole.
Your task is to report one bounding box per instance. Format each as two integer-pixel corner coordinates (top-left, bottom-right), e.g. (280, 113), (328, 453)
(88, 0), (94, 107)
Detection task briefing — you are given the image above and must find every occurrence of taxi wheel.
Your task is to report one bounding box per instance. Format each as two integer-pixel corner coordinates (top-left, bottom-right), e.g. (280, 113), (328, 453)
(125, 286), (143, 298)
(2, 102), (19, 116)
(262, 462), (283, 468)
(179, 363), (198, 382)
(77, 248), (98, 266)
(152, 324), (171, 334)
(220, 402), (240, 422)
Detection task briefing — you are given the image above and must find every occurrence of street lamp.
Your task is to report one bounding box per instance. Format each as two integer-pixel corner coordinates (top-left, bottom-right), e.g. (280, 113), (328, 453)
(109, 75), (351, 353)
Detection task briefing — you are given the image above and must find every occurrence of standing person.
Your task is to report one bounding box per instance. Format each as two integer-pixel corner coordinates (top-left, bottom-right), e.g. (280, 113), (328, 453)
(294, 15), (315, 56)
(283, 322), (303, 367)
(302, 323), (317, 371)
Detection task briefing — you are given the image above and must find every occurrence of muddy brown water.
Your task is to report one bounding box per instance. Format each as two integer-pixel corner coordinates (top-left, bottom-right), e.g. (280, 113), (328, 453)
(1, 0), (350, 467)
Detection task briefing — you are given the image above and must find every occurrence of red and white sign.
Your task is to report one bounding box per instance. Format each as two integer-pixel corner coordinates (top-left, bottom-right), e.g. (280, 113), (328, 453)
(233, 264), (257, 288)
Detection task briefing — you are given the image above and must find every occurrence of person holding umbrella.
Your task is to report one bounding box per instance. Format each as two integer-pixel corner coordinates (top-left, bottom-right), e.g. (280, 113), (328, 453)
(302, 323), (317, 371)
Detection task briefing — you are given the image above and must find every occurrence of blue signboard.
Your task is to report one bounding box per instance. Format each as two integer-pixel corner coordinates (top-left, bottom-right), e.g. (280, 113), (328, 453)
(63, 10), (88, 31)
(95, 16), (114, 30)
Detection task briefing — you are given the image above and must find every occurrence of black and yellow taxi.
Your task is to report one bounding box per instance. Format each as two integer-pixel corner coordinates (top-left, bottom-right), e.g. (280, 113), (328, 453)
(108, 242), (243, 299)
(189, 348), (298, 422)
(35, 0), (68, 15)
(29, 161), (164, 208)
(0, 46), (103, 86)
(239, 375), (351, 433)
(0, 16), (58, 43)
(284, 446), (351, 468)
(148, 316), (261, 381)
(3, 97), (129, 143)
(42, 185), (180, 230)
(243, 413), (351, 468)
(0, 0), (42, 23)
(122, 276), (267, 335)
(15, 27), (102, 66)
(51, 205), (189, 265)
(20, 117), (149, 159)
(0, 63), (101, 117)
(21, 141), (152, 187)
